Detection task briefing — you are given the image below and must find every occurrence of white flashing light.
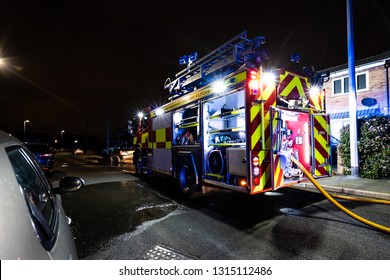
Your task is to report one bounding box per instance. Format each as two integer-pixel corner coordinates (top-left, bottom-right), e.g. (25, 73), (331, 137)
(137, 112), (144, 119)
(212, 80), (226, 94)
(263, 72), (276, 85)
(309, 86), (320, 96)
(156, 108), (164, 116)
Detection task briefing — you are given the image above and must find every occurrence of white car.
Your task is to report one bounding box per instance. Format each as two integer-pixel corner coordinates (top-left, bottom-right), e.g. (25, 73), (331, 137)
(0, 130), (84, 259)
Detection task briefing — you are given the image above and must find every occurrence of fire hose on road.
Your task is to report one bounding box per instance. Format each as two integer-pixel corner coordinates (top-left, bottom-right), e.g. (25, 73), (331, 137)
(290, 156), (390, 234)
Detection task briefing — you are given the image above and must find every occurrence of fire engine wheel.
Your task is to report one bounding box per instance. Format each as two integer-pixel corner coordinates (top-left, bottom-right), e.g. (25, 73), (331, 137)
(135, 157), (144, 176)
(177, 158), (196, 198)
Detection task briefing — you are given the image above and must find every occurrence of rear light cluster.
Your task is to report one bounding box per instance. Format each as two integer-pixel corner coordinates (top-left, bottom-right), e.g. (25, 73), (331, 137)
(252, 156), (260, 185)
(40, 154), (52, 157)
(248, 70), (260, 95)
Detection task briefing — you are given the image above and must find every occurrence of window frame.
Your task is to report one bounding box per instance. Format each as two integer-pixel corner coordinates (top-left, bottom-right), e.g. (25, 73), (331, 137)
(6, 145), (59, 250)
(332, 71), (369, 95)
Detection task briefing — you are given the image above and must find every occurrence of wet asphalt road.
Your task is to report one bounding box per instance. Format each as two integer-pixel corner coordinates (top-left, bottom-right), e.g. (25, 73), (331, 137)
(52, 153), (390, 260)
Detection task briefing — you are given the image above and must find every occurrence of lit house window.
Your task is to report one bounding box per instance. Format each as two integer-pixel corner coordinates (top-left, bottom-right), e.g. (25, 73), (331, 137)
(332, 72), (368, 95)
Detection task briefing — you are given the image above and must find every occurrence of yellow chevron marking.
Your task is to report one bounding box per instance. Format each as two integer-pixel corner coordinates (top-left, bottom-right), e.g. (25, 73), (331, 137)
(250, 104), (260, 123)
(280, 71), (289, 82)
(280, 76), (306, 99)
(274, 156), (280, 182)
(314, 116), (330, 153)
(262, 84), (275, 100)
(311, 96), (320, 111)
(251, 125), (261, 150)
(314, 127), (328, 149)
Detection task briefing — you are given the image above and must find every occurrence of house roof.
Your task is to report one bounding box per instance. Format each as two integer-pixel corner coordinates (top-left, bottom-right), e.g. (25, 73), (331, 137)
(321, 50), (390, 74)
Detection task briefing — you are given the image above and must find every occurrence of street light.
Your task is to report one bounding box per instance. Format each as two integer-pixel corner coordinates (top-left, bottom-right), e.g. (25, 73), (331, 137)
(23, 120), (30, 142)
(61, 130), (65, 149)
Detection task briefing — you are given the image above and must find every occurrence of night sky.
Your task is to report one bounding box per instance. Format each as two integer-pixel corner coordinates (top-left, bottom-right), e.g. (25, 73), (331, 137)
(0, 0), (389, 147)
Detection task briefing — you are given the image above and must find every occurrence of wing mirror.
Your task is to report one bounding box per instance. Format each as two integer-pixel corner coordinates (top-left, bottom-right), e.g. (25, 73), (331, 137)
(55, 176), (85, 193)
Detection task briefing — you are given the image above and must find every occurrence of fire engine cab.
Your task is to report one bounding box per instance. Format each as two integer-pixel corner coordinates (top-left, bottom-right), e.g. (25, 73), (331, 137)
(133, 31), (331, 198)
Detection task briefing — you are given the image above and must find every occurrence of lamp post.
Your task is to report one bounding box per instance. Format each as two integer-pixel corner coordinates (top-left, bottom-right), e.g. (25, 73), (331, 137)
(61, 130), (65, 149)
(347, 0), (359, 177)
(23, 120), (30, 142)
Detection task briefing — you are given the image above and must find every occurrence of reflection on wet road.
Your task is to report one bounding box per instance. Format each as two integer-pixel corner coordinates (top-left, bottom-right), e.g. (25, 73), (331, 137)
(55, 153), (390, 260)
(61, 180), (178, 259)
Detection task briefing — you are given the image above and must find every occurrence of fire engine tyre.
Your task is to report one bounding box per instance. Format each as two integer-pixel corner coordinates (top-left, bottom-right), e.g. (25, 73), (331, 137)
(135, 156), (144, 176)
(177, 158), (196, 198)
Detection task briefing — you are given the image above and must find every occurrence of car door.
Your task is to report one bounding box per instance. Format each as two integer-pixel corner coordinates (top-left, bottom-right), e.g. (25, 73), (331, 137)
(6, 145), (77, 259)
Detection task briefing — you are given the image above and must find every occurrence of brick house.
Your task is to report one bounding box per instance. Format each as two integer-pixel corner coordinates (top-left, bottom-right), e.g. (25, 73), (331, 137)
(321, 51), (390, 140)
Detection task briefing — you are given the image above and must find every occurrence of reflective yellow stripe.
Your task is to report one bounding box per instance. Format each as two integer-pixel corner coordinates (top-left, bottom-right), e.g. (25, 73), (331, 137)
(156, 128), (166, 143)
(151, 71), (247, 117)
(251, 125), (261, 150)
(141, 132), (148, 143)
(250, 104), (260, 123)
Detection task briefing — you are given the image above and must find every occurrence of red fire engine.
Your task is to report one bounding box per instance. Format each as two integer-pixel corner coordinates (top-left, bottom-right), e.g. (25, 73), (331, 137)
(133, 31), (331, 198)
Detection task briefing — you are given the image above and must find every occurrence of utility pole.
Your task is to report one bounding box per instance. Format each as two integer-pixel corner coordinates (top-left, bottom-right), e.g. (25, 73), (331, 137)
(106, 108), (110, 149)
(347, 0), (359, 177)
(23, 120), (30, 142)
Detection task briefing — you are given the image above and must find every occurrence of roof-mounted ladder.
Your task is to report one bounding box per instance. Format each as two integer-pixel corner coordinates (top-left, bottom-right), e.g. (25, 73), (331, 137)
(164, 30), (266, 96)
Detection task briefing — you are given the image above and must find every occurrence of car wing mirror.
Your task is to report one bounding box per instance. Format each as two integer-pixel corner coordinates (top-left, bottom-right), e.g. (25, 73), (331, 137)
(57, 176), (85, 192)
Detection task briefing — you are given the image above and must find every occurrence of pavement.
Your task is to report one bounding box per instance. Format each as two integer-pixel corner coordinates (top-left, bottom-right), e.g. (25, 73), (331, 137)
(291, 173), (390, 201)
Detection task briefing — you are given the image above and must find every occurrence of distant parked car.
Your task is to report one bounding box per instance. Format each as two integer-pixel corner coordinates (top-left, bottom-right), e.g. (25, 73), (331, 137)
(109, 145), (133, 163)
(25, 142), (55, 176)
(72, 146), (84, 155)
(0, 130), (84, 259)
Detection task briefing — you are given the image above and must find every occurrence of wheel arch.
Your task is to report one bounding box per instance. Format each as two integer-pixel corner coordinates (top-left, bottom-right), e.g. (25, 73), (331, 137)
(175, 151), (199, 186)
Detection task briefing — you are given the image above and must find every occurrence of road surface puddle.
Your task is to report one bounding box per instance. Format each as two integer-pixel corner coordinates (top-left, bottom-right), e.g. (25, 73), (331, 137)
(61, 180), (178, 259)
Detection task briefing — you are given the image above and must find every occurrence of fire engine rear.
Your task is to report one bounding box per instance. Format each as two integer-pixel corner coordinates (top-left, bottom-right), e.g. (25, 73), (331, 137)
(133, 30), (331, 198)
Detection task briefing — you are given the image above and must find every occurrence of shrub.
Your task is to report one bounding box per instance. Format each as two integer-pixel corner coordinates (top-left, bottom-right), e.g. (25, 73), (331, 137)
(339, 125), (351, 175)
(339, 116), (390, 179)
(358, 116), (390, 179)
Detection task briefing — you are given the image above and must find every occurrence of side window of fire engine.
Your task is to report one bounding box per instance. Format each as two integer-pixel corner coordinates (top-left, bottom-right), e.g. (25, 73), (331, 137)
(173, 106), (199, 145)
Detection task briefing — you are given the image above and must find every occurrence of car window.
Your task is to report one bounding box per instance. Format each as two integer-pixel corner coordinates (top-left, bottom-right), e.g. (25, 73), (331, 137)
(6, 145), (58, 250)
